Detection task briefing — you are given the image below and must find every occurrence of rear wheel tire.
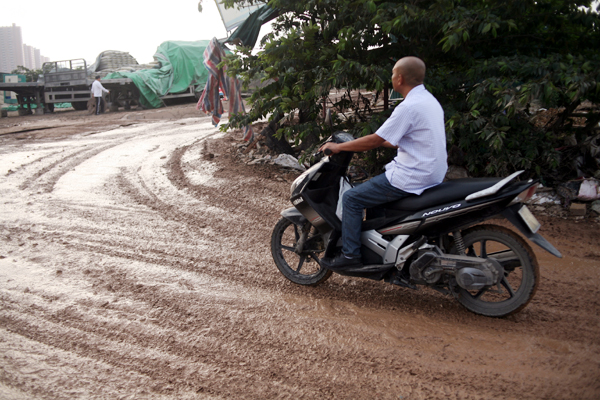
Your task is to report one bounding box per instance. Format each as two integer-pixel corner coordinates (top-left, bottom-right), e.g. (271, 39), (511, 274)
(271, 218), (331, 286)
(453, 225), (539, 317)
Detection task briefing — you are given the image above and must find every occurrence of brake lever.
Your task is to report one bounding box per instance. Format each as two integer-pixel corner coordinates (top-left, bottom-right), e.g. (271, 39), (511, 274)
(312, 148), (332, 159)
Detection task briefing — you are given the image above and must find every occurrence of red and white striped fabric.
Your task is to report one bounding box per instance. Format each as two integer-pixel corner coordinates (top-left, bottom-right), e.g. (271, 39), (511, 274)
(196, 38), (254, 141)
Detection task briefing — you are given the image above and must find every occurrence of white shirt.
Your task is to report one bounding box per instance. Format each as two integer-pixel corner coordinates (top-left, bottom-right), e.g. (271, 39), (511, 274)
(91, 80), (109, 97)
(376, 84), (447, 195)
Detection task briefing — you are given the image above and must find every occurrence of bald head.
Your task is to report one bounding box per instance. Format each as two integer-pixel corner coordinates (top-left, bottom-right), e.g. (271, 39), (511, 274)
(393, 56), (426, 87)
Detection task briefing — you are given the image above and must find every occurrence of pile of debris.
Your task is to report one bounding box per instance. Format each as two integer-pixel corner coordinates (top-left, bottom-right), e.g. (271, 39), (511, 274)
(230, 134), (307, 172)
(551, 178), (600, 218)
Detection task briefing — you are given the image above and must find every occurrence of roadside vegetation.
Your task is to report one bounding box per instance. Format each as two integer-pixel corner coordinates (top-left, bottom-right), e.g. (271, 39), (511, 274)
(9, 65), (52, 83)
(222, 0), (600, 185)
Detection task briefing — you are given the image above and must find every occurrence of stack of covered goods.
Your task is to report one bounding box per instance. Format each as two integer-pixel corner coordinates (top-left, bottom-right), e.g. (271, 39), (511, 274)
(90, 50), (160, 78)
(104, 40), (211, 109)
(96, 50), (138, 70)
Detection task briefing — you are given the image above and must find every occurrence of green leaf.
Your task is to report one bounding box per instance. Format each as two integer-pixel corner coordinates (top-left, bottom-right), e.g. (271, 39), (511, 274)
(220, 0), (599, 182)
(367, 1), (377, 13)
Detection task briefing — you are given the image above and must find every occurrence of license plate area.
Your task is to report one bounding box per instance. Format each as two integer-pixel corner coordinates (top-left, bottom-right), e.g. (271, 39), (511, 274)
(518, 205), (541, 234)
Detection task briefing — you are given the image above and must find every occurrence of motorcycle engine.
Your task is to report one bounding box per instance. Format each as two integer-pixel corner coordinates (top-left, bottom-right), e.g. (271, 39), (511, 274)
(455, 258), (503, 290)
(409, 247), (504, 290)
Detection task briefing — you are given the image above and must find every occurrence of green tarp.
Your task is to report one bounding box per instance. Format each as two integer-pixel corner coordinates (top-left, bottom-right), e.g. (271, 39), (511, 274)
(226, 5), (279, 49)
(104, 40), (211, 109)
(1, 103), (71, 111)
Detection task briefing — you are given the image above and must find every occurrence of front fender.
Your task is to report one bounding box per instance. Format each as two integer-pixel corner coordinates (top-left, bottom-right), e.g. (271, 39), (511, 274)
(281, 207), (307, 226)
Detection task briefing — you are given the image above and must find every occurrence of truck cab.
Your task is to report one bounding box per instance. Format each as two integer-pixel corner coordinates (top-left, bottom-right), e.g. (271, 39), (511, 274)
(42, 59), (91, 111)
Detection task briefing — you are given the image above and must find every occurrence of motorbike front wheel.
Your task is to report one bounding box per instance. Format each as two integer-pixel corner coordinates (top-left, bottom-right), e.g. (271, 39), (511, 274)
(452, 225), (540, 317)
(270, 218), (332, 286)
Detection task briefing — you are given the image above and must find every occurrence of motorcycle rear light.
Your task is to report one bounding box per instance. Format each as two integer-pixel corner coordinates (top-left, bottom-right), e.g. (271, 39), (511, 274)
(510, 184), (539, 205)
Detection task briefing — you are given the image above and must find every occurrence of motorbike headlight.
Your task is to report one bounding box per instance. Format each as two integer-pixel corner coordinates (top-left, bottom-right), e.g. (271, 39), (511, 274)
(290, 172), (310, 196)
(290, 161), (324, 196)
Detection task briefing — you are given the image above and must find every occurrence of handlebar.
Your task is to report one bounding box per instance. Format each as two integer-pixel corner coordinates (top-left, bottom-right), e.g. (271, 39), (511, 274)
(311, 148), (333, 158)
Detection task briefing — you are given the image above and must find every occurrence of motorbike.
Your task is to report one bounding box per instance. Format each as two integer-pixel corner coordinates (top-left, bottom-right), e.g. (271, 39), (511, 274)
(270, 131), (562, 317)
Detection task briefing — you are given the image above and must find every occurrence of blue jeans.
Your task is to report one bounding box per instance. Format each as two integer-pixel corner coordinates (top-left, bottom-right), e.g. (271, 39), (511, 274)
(341, 173), (410, 258)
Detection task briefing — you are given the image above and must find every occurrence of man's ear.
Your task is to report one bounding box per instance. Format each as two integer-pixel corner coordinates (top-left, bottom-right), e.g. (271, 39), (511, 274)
(397, 73), (404, 87)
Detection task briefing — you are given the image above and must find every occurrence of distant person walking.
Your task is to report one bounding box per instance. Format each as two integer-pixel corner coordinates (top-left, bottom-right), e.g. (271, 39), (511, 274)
(91, 76), (109, 115)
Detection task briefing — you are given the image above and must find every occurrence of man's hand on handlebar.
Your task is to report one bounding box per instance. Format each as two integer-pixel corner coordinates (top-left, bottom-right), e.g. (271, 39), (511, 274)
(319, 142), (341, 155)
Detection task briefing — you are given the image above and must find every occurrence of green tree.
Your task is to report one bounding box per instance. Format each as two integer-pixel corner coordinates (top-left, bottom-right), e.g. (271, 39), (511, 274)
(224, 0), (600, 182)
(10, 65), (48, 82)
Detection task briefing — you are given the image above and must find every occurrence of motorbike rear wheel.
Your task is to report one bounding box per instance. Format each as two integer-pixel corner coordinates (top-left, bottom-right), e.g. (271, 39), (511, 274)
(271, 218), (332, 286)
(453, 225), (539, 317)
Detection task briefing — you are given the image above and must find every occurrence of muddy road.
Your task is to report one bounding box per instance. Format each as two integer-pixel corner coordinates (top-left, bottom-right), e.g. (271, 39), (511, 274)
(1, 107), (599, 399)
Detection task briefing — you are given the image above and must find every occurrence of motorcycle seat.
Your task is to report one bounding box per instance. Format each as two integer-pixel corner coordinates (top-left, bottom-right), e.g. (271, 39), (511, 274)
(382, 177), (503, 211)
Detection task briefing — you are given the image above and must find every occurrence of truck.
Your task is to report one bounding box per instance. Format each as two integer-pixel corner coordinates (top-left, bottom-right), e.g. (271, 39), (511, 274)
(0, 73), (45, 115)
(0, 54), (206, 116)
(42, 58), (91, 111)
(0, 60), (89, 115)
(40, 58), (199, 112)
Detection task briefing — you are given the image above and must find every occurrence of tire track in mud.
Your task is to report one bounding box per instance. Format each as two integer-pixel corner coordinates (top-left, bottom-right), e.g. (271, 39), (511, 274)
(165, 142), (288, 219)
(114, 171), (211, 231)
(0, 140), (481, 399)
(3, 278), (591, 400)
(17, 143), (127, 193)
(1, 120), (599, 399)
(127, 136), (600, 396)
(0, 274), (551, 400)
(6, 209), (598, 350)
(2, 235), (411, 399)
(0, 330), (203, 400)
(9, 134), (598, 339)
(5, 148), (64, 173)
(0, 123), (249, 398)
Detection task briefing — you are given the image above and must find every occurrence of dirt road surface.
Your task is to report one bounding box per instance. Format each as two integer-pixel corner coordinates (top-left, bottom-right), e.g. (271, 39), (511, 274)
(1, 106), (599, 399)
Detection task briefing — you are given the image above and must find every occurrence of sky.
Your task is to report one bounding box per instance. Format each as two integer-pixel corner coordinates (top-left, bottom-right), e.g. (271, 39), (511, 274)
(1, 0), (262, 66)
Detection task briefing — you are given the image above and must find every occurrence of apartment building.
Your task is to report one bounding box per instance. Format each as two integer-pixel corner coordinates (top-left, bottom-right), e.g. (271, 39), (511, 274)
(0, 23), (24, 73)
(0, 23), (49, 73)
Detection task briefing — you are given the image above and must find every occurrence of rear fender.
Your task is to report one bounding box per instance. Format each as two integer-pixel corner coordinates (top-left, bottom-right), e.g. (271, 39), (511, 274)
(281, 207), (307, 226)
(502, 204), (562, 258)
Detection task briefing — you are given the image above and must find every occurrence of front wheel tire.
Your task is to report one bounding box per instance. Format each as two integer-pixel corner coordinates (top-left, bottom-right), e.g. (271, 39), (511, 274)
(271, 218), (331, 286)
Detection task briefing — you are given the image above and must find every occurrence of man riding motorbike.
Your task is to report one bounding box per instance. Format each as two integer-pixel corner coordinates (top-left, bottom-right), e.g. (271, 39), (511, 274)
(318, 56), (448, 270)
